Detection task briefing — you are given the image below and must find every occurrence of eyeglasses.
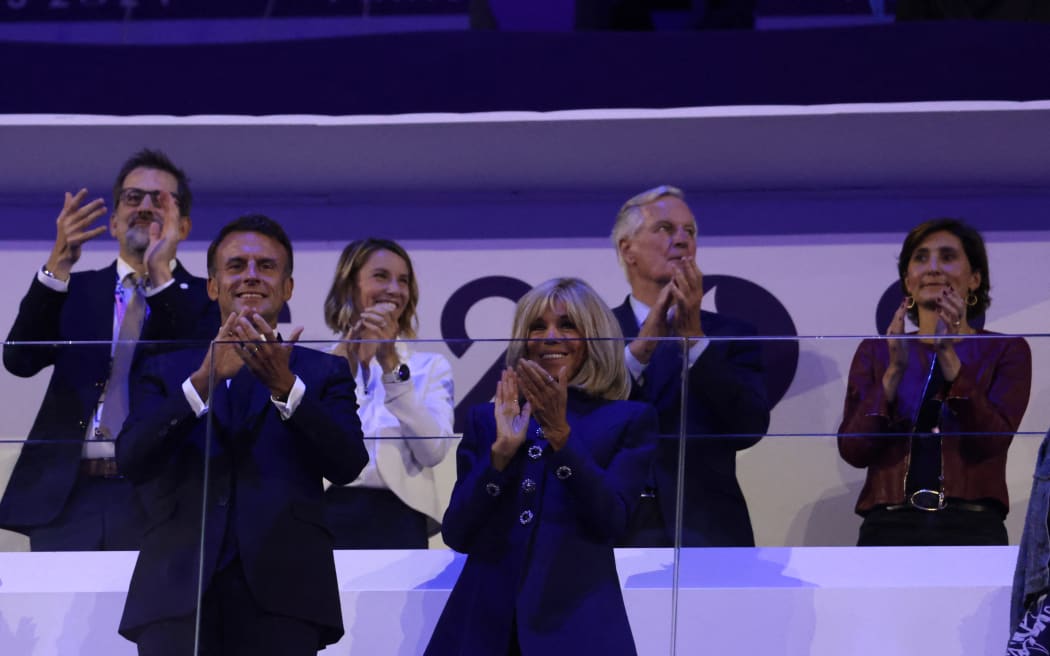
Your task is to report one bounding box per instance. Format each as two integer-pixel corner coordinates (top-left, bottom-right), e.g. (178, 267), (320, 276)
(118, 188), (180, 208)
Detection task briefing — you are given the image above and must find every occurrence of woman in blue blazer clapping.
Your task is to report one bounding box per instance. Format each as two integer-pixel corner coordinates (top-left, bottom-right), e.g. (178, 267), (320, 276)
(426, 277), (658, 656)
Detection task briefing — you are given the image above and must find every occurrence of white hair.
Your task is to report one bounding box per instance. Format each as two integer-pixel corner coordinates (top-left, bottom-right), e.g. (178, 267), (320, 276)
(611, 185), (687, 268)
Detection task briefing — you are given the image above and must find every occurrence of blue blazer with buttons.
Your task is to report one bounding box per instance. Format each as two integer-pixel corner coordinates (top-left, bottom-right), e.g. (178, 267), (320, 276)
(425, 390), (657, 656)
(114, 345), (368, 647)
(0, 261), (217, 532)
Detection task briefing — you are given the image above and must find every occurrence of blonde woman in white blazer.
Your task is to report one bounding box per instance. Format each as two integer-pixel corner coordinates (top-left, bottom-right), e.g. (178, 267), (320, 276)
(323, 238), (455, 548)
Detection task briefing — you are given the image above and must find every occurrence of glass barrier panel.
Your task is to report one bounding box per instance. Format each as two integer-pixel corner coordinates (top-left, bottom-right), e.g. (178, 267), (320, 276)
(675, 332), (1050, 656)
(302, 336), (675, 655)
(6, 332), (1046, 655)
(0, 338), (208, 655)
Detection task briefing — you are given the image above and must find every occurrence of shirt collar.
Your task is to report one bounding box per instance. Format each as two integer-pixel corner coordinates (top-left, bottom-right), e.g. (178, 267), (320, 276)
(115, 257), (178, 286)
(628, 295), (650, 327)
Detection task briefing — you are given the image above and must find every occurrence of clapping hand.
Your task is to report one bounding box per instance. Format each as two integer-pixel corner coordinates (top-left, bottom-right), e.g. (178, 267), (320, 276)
(515, 359), (570, 451)
(668, 258), (704, 339)
(630, 284), (673, 365)
(342, 301), (400, 372)
(933, 286), (966, 349)
(491, 368), (530, 471)
(882, 299), (909, 403)
(932, 286), (966, 382)
(231, 311), (303, 402)
(143, 190), (183, 287)
(46, 189), (108, 281)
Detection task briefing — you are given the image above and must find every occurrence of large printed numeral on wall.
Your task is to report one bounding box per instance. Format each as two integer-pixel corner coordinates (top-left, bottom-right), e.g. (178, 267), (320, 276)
(441, 274), (800, 433)
(703, 275), (798, 406)
(441, 276), (532, 433)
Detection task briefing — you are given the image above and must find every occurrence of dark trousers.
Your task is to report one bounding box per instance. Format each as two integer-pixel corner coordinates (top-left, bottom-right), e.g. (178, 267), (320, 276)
(508, 618), (522, 656)
(858, 503), (1008, 546)
(324, 486), (428, 549)
(135, 558), (321, 656)
(27, 473), (146, 551)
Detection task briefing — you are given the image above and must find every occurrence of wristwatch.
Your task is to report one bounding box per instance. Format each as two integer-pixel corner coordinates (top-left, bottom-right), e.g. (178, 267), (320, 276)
(381, 363), (411, 384)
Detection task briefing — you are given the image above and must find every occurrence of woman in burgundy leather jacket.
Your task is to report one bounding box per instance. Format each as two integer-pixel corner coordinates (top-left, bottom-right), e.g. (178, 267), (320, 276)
(838, 218), (1031, 546)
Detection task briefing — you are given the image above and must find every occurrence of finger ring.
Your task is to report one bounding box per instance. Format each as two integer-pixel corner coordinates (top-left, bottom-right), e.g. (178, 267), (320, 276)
(251, 346), (260, 354)
(953, 320), (961, 327)
(259, 334), (268, 343)
(546, 375), (555, 384)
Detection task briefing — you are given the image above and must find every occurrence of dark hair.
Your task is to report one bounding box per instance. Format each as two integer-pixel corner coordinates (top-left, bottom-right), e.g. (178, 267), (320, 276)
(112, 149), (192, 216)
(207, 214), (293, 276)
(323, 238), (419, 338)
(898, 217), (991, 323)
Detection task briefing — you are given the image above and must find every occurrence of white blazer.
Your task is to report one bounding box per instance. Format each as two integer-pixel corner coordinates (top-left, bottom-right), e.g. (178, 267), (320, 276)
(339, 346), (456, 526)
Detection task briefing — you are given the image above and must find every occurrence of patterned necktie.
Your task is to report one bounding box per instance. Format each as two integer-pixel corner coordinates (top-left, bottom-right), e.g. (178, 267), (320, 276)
(96, 274), (147, 440)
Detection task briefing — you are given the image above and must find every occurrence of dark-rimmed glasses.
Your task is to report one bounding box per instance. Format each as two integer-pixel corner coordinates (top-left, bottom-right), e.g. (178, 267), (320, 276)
(118, 187), (180, 208)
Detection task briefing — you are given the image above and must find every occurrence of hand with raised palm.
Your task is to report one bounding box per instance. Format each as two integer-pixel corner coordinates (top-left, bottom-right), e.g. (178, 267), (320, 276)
(491, 368), (530, 472)
(883, 299), (909, 403)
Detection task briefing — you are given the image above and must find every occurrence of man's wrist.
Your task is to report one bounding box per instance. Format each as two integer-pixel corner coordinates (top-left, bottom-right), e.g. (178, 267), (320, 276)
(146, 259), (174, 287)
(42, 261), (71, 282)
(629, 340), (656, 365)
(270, 373), (296, 402)
(189, 369), (211, 401)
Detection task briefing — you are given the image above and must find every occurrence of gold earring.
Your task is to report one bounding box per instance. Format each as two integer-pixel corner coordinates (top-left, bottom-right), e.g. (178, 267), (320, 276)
(967, 293), (978, 307)
(905, 296), (915, 309)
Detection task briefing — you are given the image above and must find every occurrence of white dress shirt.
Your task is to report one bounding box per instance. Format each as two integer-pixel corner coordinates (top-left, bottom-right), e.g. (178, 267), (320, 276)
(37, 257), (178, 460)
(333, 344), (456, 524)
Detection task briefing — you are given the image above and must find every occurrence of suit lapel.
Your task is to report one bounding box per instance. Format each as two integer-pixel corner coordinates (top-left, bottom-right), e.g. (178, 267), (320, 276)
(612, 298), (638, 339)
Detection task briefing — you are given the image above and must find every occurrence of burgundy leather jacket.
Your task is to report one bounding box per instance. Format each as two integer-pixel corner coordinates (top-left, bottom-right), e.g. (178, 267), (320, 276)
(837, 331), (1031, 514)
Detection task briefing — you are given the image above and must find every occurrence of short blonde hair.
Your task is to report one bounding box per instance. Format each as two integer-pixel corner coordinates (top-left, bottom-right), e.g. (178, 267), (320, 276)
(505, 278), (629, 401)
(611, 184), (687, 267)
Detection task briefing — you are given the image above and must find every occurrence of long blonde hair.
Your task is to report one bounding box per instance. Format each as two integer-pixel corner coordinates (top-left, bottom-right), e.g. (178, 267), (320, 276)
(323, 238), (419, 338)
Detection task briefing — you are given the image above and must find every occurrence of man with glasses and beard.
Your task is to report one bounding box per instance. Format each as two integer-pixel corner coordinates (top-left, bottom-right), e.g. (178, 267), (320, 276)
(0, 149), (218, 551)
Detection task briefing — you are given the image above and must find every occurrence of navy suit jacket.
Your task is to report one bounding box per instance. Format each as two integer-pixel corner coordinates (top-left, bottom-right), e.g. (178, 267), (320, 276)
(426, 391), (656, 656)
(0, 261), (217, 530)
(612, 297), (769, 547)
(115, 346), (367, 647)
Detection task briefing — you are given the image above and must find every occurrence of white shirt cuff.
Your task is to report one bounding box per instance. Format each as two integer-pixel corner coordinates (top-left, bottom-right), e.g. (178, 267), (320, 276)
(624, 345), (647, 384)
(37, 268), (69, 292)
(624, 338), (710, 386)
(181, 374), (305, 420)
(145, 277), (176, 297)
(182, 376), (208, 418)
(271, 376), (305, 420)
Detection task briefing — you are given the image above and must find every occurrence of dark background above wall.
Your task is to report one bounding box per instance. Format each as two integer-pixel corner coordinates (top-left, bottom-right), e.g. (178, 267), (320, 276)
(3, 21), (1050, 115)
